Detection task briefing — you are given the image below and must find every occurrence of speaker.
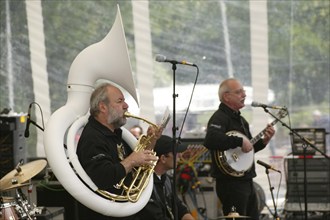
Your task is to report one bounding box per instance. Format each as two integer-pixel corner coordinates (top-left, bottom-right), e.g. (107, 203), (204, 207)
(285, 211), (330, 220)
(290, 128), (326, 155)
(284, 157), (330, 212)
(0, 116), (27, 179)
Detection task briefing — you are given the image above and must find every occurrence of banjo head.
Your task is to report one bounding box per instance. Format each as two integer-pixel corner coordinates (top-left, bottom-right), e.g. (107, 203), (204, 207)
(224, 131), (254, 172)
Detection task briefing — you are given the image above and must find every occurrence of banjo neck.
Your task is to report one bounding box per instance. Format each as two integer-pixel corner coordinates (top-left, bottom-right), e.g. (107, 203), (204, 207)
(250, 117), (280, 145)
(214, 109), (287, 177)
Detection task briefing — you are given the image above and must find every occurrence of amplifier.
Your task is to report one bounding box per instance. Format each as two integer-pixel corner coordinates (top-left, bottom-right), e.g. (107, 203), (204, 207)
(286, 183), (330, 203)
(286, 157), (330, 183)
(0, 115), (27, 179)
(287, 155), (329, 170)
(284, 203), (330, 212)
(290, 128), (326, 155)
(287, 170), (329, 183)
(284, 157), (330, 212)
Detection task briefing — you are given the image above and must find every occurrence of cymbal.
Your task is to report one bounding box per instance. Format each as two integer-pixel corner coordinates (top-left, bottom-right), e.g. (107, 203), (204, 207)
(217, 212), (251, 219)
(0, 159), (47, 191)
(1, 196), (15, 203)
(0, 182), (30, 191)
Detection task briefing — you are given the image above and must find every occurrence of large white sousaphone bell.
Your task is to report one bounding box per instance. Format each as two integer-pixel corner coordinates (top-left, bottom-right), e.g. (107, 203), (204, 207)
(43, 6), (153, 217)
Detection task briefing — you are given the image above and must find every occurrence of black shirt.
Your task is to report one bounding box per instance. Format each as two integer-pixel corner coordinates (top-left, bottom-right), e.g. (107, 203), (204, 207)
(76, 116), (135, 220)
(203, 103), (266, 180)
(136, 173), (190, 220)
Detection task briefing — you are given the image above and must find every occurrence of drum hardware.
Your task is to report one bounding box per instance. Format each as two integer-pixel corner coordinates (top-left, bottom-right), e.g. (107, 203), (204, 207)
(43, 167), (53, 183)
(1, 193), (43, 220)
(0, 159), (47, 220)
(0, 202), (19, 220)
(0, 197), (15, 204)
(216, 206), (251, 219)
(14, 188), (37, 220)
(217, 215), (251, 219)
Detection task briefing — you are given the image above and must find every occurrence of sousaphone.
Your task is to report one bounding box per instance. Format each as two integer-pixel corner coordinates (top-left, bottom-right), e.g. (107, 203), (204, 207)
(43, 6), (152, 217)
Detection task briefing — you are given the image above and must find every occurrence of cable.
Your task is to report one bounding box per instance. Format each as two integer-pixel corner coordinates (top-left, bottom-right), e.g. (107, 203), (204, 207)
(177, 65), (199, 141)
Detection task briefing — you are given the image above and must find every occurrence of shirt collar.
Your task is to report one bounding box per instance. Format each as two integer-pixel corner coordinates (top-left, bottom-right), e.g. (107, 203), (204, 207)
(88, 115), (122, 138)
(220, 103), (241, 118)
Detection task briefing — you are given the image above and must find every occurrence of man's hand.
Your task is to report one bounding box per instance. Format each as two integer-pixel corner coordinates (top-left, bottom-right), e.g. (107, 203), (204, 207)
(241, 137), (253, 153)
(146, 125), (163, 150)
(263, 124), (275, 145)
(121, 150), (158, 174)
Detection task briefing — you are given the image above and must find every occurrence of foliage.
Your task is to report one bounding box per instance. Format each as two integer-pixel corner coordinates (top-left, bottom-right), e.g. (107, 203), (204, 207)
(0, 0), (329, 156)
(268, 0), (330, 112)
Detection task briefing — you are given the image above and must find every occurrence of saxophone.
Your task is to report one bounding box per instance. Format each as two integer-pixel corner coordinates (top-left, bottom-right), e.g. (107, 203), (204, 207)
(97, 112), (159, 202)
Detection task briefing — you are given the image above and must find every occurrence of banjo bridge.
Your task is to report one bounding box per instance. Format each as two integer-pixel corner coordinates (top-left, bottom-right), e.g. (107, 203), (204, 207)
(213, 108), (287, 177)
(232, 153), (239, 162)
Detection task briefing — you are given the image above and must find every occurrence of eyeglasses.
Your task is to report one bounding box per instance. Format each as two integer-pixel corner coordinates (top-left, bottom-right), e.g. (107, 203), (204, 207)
(225, 89), (246, 95)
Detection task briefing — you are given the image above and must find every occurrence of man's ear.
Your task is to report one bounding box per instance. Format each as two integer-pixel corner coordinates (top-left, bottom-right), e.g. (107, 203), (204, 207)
(159, 154), (166, 163)
(98, 101), (107, 113)
(222, 93), (229, 102)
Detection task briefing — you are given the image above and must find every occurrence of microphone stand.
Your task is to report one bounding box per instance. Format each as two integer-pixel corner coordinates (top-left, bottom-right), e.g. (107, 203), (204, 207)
(171, 63), (179, 220)
(264, 167), (280, 220)
(261, 107), (329, 220)
(163, 61), (198, 220)
(26, 102), (45, 136)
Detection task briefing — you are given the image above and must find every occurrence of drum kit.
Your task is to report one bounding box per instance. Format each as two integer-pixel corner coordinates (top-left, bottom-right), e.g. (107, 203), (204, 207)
(217, 214), (251, 219)
(0, 159), (254, 220)
(0, 159), (47, 220)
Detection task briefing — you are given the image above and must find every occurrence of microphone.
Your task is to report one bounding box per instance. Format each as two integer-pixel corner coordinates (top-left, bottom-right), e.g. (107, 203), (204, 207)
(251, 101), (287, 110)
(24, 104), (32, 138)
(155, 54), (196, 66)
(257, 160), (281, 173)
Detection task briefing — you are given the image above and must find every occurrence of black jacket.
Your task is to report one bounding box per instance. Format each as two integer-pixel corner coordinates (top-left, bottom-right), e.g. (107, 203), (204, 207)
(77, 116), (133, 193)
(203, 103), (266, 180)
(76, 116), (135, 220)
(136, 173), (190, 220)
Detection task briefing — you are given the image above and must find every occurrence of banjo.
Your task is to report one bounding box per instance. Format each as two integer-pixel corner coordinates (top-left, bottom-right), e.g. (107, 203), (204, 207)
(213, 109), (287, 177)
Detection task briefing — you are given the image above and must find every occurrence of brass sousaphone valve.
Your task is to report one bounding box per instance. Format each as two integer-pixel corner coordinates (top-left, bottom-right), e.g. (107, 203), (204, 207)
(97, 112), (160, 203)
